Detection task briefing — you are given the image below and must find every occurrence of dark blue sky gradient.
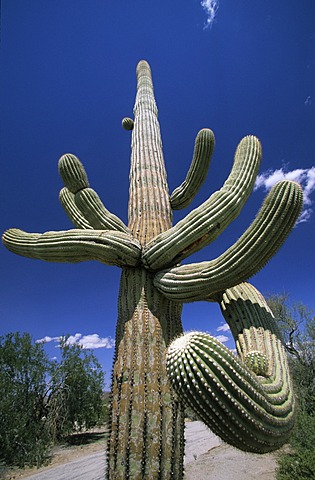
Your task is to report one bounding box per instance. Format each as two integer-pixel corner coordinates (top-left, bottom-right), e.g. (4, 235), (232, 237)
(1, 1), (314, 383)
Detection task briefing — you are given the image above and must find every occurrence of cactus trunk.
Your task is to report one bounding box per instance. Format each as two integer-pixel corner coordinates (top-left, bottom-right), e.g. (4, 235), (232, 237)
(108, 268), (184, 478)
(107, 61), (185, 479)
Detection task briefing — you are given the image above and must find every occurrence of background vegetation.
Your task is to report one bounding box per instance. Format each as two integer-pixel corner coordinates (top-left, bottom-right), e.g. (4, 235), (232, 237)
(0, 332), (105, 470)
(267, 294), (315, 480)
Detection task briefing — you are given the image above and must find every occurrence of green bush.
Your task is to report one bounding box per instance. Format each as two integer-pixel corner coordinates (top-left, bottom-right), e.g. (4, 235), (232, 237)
(291, 413), (315, 450)
(0, 332), (105, 468)
(0, 333), (51, 467)
(276, 413), (315, 479)
(277, 448), (315, 480)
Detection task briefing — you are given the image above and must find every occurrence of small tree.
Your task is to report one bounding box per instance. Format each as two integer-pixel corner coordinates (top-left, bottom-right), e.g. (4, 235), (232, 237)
(266, 295), (315, 479)
(0, 332), (51, 467)
(267, 294), (315, 414)
(47, 337), (105, 441)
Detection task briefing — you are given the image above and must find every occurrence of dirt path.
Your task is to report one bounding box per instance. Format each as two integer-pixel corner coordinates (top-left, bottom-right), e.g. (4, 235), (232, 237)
(5, 422), (281, 480)
(184, 422), (280, 479)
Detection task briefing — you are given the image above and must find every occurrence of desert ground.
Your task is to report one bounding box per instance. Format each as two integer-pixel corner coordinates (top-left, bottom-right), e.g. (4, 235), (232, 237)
(5, 422), (282, 480)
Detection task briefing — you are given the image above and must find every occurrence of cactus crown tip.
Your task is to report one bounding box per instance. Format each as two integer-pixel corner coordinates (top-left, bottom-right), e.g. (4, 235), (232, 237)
(168, 331), (200, 351)
(136, 60), (152, 76)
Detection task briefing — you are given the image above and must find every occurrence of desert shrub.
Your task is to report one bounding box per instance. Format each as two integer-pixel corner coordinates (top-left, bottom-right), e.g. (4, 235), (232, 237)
(276, 414), (315, 479)
(47, 337), (105, 441)
(268, 294), (315, 480)
(277, 447), (315, 480)
(0, 332), (51, 467)
(0, 332), (105, 468)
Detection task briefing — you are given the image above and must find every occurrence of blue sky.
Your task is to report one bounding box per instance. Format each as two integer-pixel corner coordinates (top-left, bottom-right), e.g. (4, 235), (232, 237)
(1, 1), (314, 388)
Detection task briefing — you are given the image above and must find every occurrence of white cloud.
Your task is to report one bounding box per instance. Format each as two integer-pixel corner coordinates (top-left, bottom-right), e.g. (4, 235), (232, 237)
(201, 0), (219, 29)
(75, 334), (115, 349)
(36, 335), (59, 344)
(254, 166), (315, 224)
(36, 333), (115, 349)
(304, 95), (312, 106)
(214, 334), (229, 343)
(216, 323), (230, 332)
(64, 333), (82, 345)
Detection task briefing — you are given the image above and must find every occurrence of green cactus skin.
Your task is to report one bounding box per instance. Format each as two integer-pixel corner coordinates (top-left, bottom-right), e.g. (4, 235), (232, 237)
(74, 188), (130, 233)
(58, 153), (90, 193)
(107, 60), (186, 479)
(108, 267), (185, 479)
(59, 187), (94, 230)
(122, 117), (134, 130)
(154, 180), (303, 301)
(166, 282), (295, 453)
(2, 60), (303, 478)
(142, 134), (262, 270)
(59, 154), (130, 234)
(245, 351), (269, 376)
(2, 228), (141, 267)
(170, 128), (215, 210)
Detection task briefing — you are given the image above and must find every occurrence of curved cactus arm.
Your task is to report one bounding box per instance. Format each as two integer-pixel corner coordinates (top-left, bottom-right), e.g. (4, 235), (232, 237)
(167, 334), (295, 453)
(2, 228), (141, 268)
(58, 153), (90, 193)
(166, 284), (296, 453)
(170, 128), (215, 210)
(142, 135), (262, 270)
(216, 282), (283, 358)
(154, 180), (303, 302)
(59, 187), (94, 230)
(58, 154), (129, 233)
(74, 188), (130, 233)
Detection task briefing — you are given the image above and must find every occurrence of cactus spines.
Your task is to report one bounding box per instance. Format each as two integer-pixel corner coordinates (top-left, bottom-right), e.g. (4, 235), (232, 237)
(245, 351), (269, 376)
(2, 60), (302, 477)
(170, 128), (215, 210)
(166, 319), (295, 453)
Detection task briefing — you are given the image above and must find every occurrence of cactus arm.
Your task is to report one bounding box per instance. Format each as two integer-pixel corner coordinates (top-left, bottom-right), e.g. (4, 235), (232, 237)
(59, 187), (94, 229)
(166, 283), (295, 453)
(170, 128), (215, 210)
(74, 188), (130, 233)
(154, 180), (303, 301)
(167, 334), (295, 453)
(217, 282), (282, 361)
(2, 228), (141, 267)
(58, 153), (90, 192)
(58, 154), (129, 233)
(142, 135), (262, 270)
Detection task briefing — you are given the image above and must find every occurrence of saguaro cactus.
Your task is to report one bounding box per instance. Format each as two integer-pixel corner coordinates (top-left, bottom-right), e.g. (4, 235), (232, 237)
(3, 60), (303, 478)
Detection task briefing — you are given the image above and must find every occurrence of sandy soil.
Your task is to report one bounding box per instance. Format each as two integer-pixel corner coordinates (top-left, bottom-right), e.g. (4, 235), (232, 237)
(4, 422), (282, 480)
(184, 422), (281, 479)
